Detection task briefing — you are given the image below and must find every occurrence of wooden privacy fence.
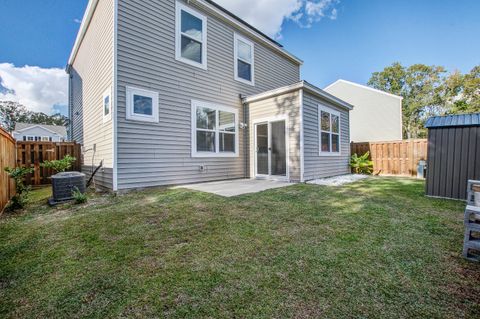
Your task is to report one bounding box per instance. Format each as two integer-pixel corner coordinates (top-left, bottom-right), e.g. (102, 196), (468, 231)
(351, 139), (428, 176)
(1, 128), (16, 213)
(16, 142), (82, 185)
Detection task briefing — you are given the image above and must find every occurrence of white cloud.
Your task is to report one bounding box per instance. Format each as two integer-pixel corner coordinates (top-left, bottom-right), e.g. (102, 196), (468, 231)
(0, 63), (68, 115)
(74, 18), (82, 24)
(214, 0), (340, 38)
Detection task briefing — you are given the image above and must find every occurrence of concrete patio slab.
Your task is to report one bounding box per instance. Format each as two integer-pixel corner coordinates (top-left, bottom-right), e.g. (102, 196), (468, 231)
(175, 179), (294, 197)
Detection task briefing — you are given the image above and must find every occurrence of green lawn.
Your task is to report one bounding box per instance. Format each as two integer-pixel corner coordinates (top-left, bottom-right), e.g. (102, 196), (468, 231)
(0, 177), (479, 318)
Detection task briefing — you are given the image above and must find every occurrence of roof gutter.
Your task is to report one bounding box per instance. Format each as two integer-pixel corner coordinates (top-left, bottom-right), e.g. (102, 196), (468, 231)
(194, 0), (303, 65)
(243, 81), (354, 111)
(65, 0), (99, 73)
(66, 0), (303, 71)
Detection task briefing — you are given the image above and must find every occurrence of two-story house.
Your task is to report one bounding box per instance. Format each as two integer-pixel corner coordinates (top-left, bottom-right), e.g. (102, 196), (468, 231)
(67, 0), (353, 191)
(325, 79), (403, 142)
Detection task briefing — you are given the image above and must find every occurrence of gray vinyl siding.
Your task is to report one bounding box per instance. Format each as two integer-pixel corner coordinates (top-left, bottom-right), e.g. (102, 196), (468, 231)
(82, 166), (113, 191)
(248, 91), (301, 182)
(69, 0), (114, 189)
(70, 69), (83, 144)
(115, 0), (300, 189)
(303, 91), (351, 180)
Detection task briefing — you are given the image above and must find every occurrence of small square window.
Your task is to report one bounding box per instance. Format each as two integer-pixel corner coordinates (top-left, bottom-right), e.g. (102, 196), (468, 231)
(126, 86), (159, 123)
(133, 95), (153, 116)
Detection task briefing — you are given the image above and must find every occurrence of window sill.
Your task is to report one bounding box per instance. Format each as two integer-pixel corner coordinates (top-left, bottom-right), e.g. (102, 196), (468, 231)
(234, 76), (255, 86)
(175, 56), (207, 70)
(318, 152), (342, 157)
(103, 115), (112, 124)
(192, 152), (239, 158)
(126, 112), (159, 123)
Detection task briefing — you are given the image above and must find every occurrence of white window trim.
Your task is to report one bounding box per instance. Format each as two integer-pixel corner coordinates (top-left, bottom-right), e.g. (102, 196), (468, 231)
(126, 86), (159, 123)
(26, 135), (35, 141)
(103, 87), (112, 123)
(41, 136), (50, 141)
(175, 1), (208, 70)
(234, 33), (255, 86)
(318, 104), (341, 156)
(191, 100), (239, 158)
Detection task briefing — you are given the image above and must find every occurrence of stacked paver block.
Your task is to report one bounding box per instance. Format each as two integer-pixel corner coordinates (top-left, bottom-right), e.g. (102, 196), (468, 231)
(463, 180), (480, 262)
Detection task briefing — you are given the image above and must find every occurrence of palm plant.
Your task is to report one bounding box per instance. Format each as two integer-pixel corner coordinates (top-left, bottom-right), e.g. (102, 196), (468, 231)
(350, 152), (374, 174)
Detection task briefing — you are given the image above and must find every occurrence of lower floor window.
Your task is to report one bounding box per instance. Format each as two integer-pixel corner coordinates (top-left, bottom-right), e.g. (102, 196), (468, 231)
(319, 105), (341, 154)
(192, 101), (238, 157)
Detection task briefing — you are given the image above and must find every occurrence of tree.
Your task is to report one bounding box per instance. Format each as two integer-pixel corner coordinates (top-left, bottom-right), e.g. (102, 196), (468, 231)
(0, 101), (30, 131)
(368, 63), (446, 139)
(0, 101), (68, 132)
(443, 66), (480, 114)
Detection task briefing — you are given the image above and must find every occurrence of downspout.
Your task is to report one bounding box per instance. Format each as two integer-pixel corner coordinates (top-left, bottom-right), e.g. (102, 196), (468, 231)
(240, 95), (248, 178)
(112, 0), (118, 191)
(299, 89), (304, 182)
(68, 70), (73, 141)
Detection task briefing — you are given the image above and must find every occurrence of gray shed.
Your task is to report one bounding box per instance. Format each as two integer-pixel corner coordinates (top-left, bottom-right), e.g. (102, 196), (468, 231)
(425, 113), (480, 200)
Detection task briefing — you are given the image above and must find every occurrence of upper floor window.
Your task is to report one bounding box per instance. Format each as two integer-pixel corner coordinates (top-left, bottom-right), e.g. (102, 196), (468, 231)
(126, 86), (159, 123)
(191, 100), (238, 157)
(318, 105), (341, 155)
(175, 2), (207, 69)
(103, 87), (111, 123)
(234, 33), (254, 85)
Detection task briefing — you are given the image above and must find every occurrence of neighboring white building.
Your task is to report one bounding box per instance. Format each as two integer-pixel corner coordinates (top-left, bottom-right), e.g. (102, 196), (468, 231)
(324, 79), (403, 142)
(12, 123), (67, 142)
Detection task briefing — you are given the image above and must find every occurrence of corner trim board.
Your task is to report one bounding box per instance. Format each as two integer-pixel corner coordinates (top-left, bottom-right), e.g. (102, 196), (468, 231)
(112, 0), (118, 191)
(299, 89), (304, 182)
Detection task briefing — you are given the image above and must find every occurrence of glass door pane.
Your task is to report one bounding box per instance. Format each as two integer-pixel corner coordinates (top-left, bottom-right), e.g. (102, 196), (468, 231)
(256, 123), (269, 175)
(271, 121), (286, 176)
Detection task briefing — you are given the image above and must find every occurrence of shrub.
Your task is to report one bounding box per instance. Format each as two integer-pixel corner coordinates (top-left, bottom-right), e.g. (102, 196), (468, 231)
(41, 155), (76, 173)
(4, 166), (34, 210)
(72, 187), (87, 204)
(350, 152), (374, 175)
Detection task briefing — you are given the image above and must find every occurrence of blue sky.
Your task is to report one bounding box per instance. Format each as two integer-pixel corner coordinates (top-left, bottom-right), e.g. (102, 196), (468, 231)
(0, 0), (479, 115)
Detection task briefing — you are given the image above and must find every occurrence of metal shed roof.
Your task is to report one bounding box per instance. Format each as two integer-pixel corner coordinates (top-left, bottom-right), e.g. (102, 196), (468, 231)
(425, 113), (480, 128)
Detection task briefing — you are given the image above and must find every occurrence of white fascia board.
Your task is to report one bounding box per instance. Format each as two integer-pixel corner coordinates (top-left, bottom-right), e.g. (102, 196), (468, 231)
(66, 0), (303, 73)
(243, 81), (354, 111)
(192, 0), (303, 65)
